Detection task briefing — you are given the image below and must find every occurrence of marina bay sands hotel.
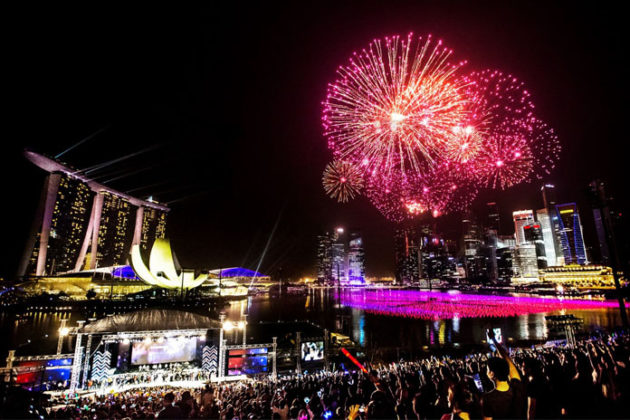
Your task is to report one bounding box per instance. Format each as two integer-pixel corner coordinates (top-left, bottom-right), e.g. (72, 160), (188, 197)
(18, 151), (169, 278)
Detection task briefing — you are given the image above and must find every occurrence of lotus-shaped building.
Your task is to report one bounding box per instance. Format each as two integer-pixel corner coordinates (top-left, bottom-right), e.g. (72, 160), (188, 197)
(130, 238), (208, 289)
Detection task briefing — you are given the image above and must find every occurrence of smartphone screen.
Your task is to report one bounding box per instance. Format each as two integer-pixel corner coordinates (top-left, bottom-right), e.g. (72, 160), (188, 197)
(473, 373), (484, 392)
(486, 328), (502, 351)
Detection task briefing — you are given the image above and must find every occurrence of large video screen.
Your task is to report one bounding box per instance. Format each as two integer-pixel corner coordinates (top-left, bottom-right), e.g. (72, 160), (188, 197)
(227, 347), (268, 376)
(301, 341), (324, 361)
(131, 337), (197, 365)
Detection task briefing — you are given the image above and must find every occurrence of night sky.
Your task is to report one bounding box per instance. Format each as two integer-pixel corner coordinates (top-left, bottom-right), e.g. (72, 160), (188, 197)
(3, 2), (628, 279)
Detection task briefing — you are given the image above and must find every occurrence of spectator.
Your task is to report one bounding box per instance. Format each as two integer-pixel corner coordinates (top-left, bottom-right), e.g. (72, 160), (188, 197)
(158, 392), (184, 419)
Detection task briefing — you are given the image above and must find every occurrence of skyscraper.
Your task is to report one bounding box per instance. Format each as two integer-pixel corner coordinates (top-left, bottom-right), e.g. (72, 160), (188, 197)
(484, 229), (499, 282)
(487, 202), (500, 232)
(541, 184), (558, 210)
(20, 151), (169, 277)
(556, 203), (588, 265)
(317, 227), (364, 284)
(394, 227), (420, 284)
(347, 232), (365, 283)
(462, 214), (482, 256)
(513, 245), (539, 278)
(496, 247), (514, 283)
(524, 223), (547, 269)
(94, 192), (134, 267)
(536, 208), (559, 266)
(513, 210), (535, 245)
(513, 210), (539, 279)
(316, 232), (334, 283)
(540, 184), (565, 265)
(138, 207), (168, 253)
(19, 172), (93, 276)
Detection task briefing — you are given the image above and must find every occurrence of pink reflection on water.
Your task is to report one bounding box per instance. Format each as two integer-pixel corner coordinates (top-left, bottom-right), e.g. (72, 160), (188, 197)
(336, 289), (618, 320)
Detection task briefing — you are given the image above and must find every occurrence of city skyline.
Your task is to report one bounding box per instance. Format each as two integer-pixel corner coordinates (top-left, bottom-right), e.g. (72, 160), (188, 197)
(3, 2), (629, 279)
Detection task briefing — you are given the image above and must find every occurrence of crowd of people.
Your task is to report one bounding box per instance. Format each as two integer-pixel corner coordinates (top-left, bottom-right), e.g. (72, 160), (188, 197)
(23, 331), (630, 419)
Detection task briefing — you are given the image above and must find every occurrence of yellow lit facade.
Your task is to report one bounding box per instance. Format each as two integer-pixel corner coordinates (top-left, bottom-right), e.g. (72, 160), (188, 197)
(131, 238), (208, 289)
(540, 264), (621, 290)
(140, 208), (167, 253)
(21, 276), (152, 299)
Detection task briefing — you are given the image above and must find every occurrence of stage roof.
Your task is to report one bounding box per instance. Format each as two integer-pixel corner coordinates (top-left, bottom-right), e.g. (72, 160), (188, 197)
(80, 309), (221, 333)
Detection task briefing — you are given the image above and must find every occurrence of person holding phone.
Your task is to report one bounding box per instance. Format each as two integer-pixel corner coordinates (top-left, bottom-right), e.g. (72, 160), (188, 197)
(481, 329), (526, 420)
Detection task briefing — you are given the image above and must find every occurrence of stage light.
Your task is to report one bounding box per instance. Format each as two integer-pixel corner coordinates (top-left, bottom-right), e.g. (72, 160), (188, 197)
(122, 338), (130, 345)
(222, 321), (235, 331)
(157, 336), (165, 343)
(144, 336), (152, 344)
(237, 321), (246, 329)
(59, 327), (70, 337)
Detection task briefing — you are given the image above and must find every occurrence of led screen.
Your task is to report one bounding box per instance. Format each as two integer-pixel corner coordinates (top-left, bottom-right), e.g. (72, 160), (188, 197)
(301, 341), (324, 361)
(131, 337), (197, 365)
(227, 347), (268, 375)
(15, 358), (73, 385)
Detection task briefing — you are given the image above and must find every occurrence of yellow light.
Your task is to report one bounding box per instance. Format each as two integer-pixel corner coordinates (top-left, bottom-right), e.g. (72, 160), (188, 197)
(59, 327), (70, 337)
(222, 321), (234, 331)
(237, 321), (246, 329)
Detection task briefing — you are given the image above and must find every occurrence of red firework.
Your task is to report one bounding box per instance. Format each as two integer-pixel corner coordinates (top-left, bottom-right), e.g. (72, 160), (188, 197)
(321, 36), (560, 221)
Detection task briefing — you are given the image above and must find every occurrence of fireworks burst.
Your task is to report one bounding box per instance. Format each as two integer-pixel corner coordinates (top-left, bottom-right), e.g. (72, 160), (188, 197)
(322, 33), (470, 182)
(322, 160), (364, 202)
(320, 35), (560, 221)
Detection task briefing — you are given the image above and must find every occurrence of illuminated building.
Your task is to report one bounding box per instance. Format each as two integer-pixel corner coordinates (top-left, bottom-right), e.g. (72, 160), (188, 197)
(541, 184), (565, 264)
(19, 151), (169, 277)
(394, 227), (420, 284)
(513, 210), (535, 245)
(316, 232), (334, 283)
(137, 207), (168, 253)
(347, 232), (365, 283)
(208, 268), (271, 287)
(19, 173), (93, 276)
(536, 208), (559, 266)
(512, 210), (539, 280)
(540, 265), (619, 290)
(462, 213), (482, 256)
(130, 238), (208, 289)
(419, 229), (456, 281)
(496, 247), (514, 283)
(317, 227), (362, 284)
(484, 229), (499, 282)
(93, 192), (133, 267)
(513, 245), (539, 279)
(524, 223), (547, 269)
(555, 203), (588, 265)
(332, 241), (346, 283)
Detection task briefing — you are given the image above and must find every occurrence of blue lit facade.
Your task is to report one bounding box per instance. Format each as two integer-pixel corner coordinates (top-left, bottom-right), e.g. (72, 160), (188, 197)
(555, 203), (588, 265)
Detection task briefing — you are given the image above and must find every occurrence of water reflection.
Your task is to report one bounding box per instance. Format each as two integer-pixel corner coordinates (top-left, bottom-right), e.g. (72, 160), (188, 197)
(0, 289), (623, 360)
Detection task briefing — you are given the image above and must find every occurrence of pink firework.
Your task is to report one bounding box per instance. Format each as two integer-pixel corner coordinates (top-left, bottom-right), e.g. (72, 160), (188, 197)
(321, 37), (560, 221)
(322, 33), (470, 182)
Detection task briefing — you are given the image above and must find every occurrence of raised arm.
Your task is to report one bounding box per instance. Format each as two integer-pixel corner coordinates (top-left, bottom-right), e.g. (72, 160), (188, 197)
(488, 329), (521, 381)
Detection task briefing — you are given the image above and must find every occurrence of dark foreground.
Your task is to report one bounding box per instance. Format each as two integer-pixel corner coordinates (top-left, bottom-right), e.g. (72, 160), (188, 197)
(3, 330), (629, 419)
